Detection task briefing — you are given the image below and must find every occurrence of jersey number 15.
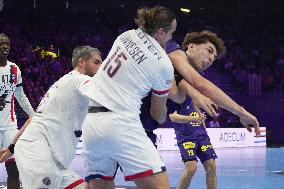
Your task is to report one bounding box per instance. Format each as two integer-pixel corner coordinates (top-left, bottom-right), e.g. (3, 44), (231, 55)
(103, 51), (127, 78)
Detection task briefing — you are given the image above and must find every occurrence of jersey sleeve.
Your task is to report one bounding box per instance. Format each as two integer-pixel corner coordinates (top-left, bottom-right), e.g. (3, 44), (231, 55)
(14, 67), (34, 116)
(165, 41), (183, 85)
(165, 40), (181, 54)
(151, 59), (174, 97)
(75, 74), (91, 89)
(13, 64), (23, 87)
(14, 86), (34, 116)
(76, 74), (94, 100)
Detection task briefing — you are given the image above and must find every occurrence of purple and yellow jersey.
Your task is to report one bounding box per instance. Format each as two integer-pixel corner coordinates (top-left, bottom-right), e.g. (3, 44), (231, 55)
(165, 40), (184, 83)
(168, 97), (208, 142)
(164, 40), (208, 140)
(141, 40), (208, 139)
(165, 39), (181, 54)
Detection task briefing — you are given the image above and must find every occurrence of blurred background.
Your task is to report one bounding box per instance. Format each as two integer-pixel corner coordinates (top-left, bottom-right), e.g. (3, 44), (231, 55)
(0, 0), (283, 145)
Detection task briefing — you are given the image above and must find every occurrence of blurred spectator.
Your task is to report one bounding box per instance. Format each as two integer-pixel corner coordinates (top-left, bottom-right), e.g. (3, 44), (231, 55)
(208, 118), (221, 128)
(0, 0), (283, 129)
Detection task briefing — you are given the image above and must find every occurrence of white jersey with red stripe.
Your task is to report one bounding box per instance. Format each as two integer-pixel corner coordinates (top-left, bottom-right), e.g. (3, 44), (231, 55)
(0, 61), (23, 130)
(79, 28), (174, 119)
(19, 70), (90, 167)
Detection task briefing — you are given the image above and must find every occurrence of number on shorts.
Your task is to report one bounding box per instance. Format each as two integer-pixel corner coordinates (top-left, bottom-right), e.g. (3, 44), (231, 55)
(187, 150), (194, 156)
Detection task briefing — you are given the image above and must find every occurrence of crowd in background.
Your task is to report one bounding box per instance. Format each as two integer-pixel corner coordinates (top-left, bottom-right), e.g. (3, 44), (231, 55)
(1, 0), (283, 128)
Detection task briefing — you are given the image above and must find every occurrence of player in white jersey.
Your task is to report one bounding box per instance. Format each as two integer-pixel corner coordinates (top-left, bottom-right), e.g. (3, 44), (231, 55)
(0, 33), (34, 189)
(79, 6), (175, 189)
(0, 45), (102, 189)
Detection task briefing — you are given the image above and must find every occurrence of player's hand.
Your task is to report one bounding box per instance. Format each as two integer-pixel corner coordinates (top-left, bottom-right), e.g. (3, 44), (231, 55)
(191, 93), (219, 118)
(0, 148), (13, 163)
(198, 112), (207, 122)
(169, 111), (206, 123)
(169, 111), (178, 122)
(239, 110), (260, 137)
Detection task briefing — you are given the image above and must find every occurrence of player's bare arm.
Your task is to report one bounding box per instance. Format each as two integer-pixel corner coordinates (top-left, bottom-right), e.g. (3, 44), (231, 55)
(168, 79), (186, 104)
(169, 110), (206, 123)
(179, 80), (218, 117)
(150, 94), (168, 124)
(168, 77), (217, 118)
(0, 117), (32, 163)
(168, 49), (260, 136)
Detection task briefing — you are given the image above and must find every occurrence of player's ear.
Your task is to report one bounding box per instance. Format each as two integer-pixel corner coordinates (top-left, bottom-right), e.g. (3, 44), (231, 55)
(77, 58), (85, 67)
(187, 43), (194, 51)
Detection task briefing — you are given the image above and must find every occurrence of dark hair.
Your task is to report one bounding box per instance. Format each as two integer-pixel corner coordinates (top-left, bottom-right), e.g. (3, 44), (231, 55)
(0, 33), (10, 41)
(72, 46), (101, 68)
(182, 30), (226, 59)
(134, 6), (176, 35)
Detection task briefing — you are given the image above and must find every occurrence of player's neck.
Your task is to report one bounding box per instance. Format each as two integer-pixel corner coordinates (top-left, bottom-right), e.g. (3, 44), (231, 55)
(0, 57), (7, 67)
(74, 67), (80, 73)
(74, 67), (84, 75)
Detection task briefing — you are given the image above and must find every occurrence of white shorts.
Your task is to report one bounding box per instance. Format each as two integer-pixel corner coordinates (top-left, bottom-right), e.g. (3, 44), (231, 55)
(15, 138), (84, 189)
(82, 112), (166, 182)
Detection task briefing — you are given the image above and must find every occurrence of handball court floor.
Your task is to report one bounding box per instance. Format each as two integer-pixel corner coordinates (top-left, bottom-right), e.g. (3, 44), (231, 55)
(0, 147), (283, 189)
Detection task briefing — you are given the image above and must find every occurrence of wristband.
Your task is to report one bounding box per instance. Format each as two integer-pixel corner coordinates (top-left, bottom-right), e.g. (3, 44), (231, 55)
(8, 143), (15, 154)
(174, 70), (183, 86)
